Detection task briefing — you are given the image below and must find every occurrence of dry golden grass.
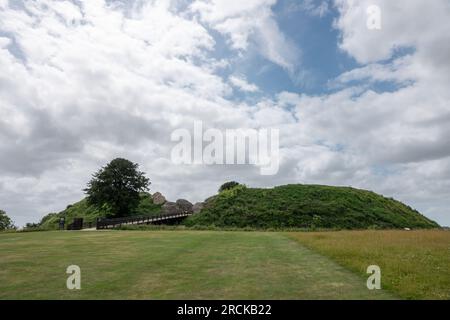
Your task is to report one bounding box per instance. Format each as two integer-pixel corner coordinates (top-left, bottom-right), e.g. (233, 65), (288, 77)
(289, 230), (450, 299)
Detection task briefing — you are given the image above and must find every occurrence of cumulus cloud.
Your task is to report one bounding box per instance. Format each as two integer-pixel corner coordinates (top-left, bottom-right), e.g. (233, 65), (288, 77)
(229, 74), (259, 92)
(0, 0), (449, 227)
(0, 0), (250, 225)
(190, 0), (300, 72)
(334, 0), (450, 71)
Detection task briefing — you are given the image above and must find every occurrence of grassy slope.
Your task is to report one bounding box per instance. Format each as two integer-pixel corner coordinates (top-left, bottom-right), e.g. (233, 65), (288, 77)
(39, 193), (162, 229)
(186, 184), (439, 229)
(0, 231), (393, 299)
(290, 230), (450, 299)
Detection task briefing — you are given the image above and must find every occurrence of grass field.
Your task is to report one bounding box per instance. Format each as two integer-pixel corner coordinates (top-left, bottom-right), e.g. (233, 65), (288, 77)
(290, 230), (450, 300)
(0, 230), (393, 300)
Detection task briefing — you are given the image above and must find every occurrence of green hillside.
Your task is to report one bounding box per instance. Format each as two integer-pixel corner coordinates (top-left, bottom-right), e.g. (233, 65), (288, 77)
(39, 193), (162, 229)
(185, 184), (439, 230)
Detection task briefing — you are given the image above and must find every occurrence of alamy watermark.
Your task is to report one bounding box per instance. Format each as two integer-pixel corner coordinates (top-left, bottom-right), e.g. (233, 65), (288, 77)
(170, 121), (280, 175)
(66, 265), (81, 290)
(366, 265), (381, 290)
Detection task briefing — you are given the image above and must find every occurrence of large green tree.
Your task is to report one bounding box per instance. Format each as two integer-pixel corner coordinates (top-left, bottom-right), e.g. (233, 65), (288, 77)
(84, 158), (150, 217)
(0, 210), (15, 231)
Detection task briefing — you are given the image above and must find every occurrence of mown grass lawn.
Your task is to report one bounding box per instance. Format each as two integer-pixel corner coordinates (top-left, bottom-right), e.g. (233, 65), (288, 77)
(290, 230), (450, 300)
(0, 230), (392, 300)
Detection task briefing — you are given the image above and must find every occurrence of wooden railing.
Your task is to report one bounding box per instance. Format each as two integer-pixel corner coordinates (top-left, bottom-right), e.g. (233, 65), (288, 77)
(96, 212), (192, 229)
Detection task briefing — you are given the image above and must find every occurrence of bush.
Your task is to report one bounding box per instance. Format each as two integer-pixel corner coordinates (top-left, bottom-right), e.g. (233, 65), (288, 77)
(218, 181), (240, 193)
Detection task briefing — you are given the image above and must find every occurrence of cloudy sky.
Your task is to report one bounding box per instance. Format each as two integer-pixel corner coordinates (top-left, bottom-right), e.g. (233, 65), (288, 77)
(1, 0), (449, 227)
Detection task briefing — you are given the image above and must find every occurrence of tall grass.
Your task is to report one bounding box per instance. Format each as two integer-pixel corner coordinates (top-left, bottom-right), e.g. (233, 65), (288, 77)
(290, 229), (450, 299)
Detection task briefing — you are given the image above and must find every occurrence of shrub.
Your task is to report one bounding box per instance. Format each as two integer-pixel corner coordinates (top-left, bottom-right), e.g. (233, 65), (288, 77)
(218, 181), (240, 193)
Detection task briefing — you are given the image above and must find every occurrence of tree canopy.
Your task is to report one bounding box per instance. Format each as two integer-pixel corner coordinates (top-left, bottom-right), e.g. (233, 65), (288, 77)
(84, 158), (150, 217)
(0, 210), (15, 230)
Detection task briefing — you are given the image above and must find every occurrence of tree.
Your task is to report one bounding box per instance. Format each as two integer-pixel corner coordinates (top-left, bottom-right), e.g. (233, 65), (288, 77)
(218, 181), (240, 193)
(84, 158), (150, 217)
(25, 222), (39, 229)
(0, 210), (15, 231)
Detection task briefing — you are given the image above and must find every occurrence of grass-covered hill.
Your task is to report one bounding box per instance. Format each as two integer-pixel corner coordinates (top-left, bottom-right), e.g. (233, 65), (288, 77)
(185, 184), (439, 230)
(39, 193), (162, 230)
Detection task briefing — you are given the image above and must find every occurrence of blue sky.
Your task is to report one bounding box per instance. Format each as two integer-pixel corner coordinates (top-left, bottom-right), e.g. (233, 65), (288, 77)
(224, 0), (413, 98)
(216, 0), (353, 97)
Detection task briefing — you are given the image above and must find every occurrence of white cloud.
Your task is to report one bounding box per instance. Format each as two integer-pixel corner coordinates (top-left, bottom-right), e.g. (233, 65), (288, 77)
(0, 0), (252, 226)
(334, 0), (450, 72)
(190, 0), (300, 72)
(0, 0), (449, 228)
(288, 0), (330, 17)
(229, 74), (259, 92)
(332, 54), (415, 87)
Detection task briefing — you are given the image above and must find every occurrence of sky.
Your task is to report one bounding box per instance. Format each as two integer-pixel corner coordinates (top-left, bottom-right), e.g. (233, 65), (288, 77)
(1, 0), (449, 227)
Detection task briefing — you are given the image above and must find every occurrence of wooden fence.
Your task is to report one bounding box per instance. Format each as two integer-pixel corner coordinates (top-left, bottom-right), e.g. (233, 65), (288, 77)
(96, 212), (192, 229)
